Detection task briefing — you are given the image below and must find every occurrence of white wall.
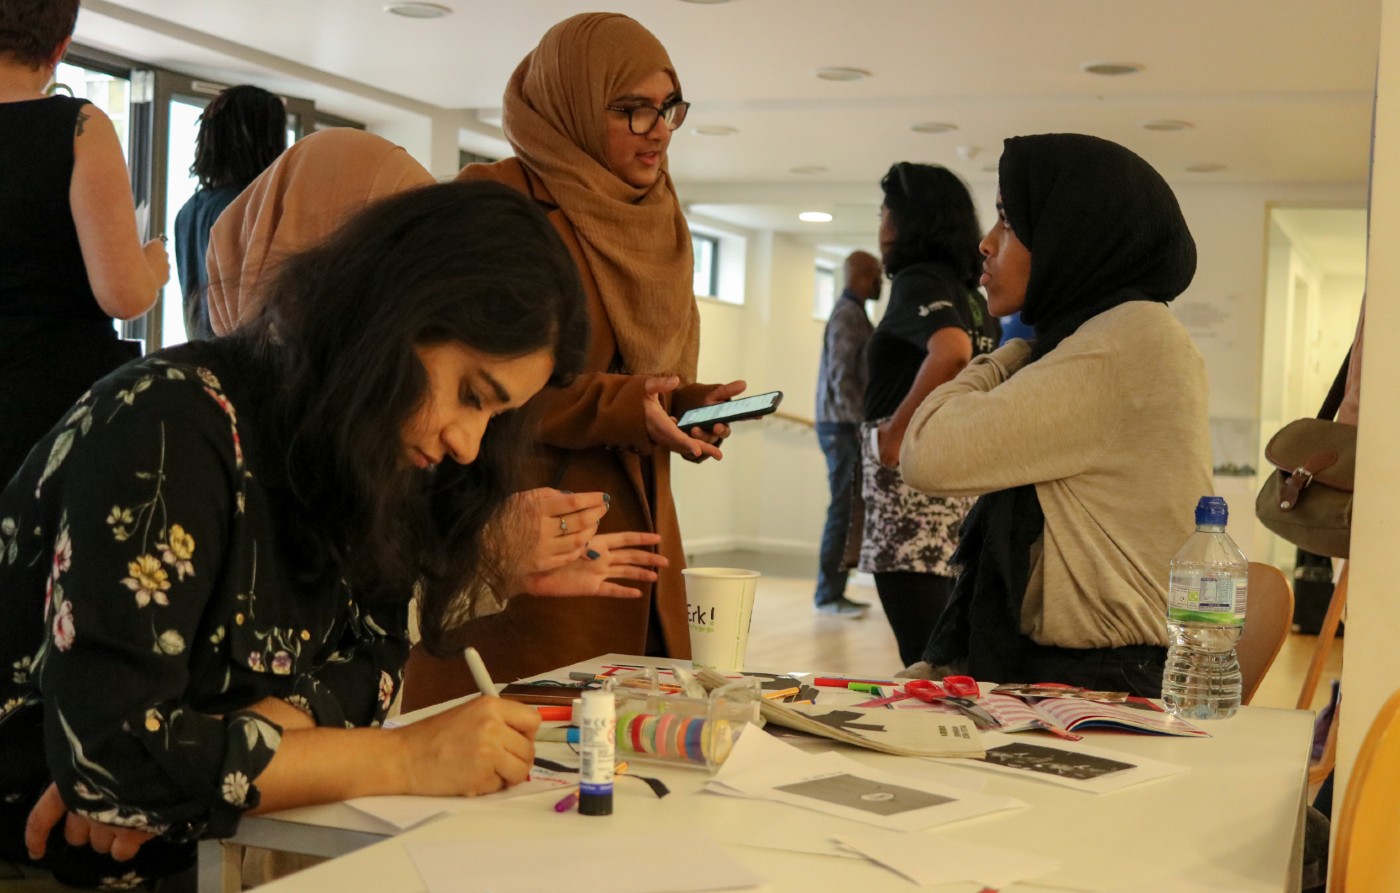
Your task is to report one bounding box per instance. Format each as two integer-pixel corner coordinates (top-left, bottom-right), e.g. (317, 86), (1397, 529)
(1335, 0), (1400, 850)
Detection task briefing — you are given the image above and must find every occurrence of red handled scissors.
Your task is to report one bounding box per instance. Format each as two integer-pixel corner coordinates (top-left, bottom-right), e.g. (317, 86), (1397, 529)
(901, 676), (1001, 729)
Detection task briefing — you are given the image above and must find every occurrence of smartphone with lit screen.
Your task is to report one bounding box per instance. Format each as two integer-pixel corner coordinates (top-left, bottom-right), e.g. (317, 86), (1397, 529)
(674, 390), (783, 432)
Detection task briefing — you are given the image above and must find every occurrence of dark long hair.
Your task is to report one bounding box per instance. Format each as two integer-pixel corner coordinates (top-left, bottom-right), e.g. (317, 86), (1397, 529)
(879, 162), (983, 286)
(0, 0), (78, 67)
(246, 180), (588, 656)
(191, 85), (288, 191)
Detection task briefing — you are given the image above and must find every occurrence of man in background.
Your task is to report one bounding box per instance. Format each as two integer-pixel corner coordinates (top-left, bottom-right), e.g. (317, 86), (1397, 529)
(813, 250), (882, 616)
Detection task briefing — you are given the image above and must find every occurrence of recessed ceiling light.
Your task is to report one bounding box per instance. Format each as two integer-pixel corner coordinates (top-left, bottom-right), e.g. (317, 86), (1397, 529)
(815, 67), (871, 82)
(910, 121), (957, 134)
(1185, 162), (1227, 173)
(1082, 62), (1142, 76)
(1142, 119), (1192, 132)
(694, 125), (738, 136)
(790, 165), (828, 175)
(799, 211), (833, 223)
(385, 2), (452, 18)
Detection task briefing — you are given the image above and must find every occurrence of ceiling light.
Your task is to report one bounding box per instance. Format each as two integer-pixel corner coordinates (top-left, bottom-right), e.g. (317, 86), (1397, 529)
(1142, 119), (1192, 132)
(790, 165), (828, 175)
(385, 3), (452, 18)
(1082, 62), (1142, 76)
(694, 125), (738, 136)
(799, 211), (833, 223)
(815, 67), (871, 82)
(910, 121), (957, 134)
(1185, 162), (1227, 173)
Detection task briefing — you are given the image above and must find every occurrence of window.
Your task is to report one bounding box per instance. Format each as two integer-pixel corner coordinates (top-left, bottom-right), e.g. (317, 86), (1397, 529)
(692, 233), (719, 298)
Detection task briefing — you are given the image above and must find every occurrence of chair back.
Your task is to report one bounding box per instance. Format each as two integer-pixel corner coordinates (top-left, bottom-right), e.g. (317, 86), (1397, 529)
(1332, 687), (1400, 891)
(1237, 562), (1293, 705)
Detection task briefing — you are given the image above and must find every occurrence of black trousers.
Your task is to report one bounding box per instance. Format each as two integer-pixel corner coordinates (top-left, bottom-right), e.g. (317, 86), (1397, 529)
(873, 571), (954, 667)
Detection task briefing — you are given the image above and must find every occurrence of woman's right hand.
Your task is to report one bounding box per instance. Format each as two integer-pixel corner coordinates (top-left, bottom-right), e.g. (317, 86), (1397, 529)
(143, 239), (171, 288)
(509, 489), (610, 575)
(642, 375), (724, 462)
(396, 696), (539, 797)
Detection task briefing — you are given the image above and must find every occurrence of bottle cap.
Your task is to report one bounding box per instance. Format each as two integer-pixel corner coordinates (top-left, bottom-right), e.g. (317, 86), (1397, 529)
(1194, 495), (1228, 526)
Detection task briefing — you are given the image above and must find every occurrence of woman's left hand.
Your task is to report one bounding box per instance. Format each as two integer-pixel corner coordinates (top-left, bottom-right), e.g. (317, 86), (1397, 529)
(876, 420), (902, 467)
(25, 783), (154, 862)
(523, 531), (666, 598)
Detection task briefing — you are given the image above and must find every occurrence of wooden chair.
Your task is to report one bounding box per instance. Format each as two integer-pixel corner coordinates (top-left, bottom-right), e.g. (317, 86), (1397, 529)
(1297, 562), (1348, 787)
(1237, 561), (1294, 705)
(1331, 686), (1400, 892)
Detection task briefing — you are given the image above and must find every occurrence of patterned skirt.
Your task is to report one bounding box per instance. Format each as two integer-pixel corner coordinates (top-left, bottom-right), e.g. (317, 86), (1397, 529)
(857, 419), (974, 576)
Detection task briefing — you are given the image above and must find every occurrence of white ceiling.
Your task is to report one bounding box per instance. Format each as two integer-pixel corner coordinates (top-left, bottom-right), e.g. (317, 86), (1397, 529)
(75, 0), (1381, 236)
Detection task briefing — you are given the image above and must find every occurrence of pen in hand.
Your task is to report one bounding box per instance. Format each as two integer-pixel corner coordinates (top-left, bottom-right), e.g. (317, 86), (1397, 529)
(464, 647), (498, 697)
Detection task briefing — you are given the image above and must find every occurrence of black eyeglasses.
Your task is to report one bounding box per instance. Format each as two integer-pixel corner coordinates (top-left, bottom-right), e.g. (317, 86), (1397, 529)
(605, 100), (691, 135)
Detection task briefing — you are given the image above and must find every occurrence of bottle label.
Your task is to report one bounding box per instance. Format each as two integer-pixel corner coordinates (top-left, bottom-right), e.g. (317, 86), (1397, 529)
(1168, 574), (1247, 624)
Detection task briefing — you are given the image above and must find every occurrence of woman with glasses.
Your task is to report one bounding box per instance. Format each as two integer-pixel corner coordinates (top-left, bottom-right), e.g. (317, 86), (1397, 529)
(860, 163), (1000, 668)
(402, 12), (745, 708)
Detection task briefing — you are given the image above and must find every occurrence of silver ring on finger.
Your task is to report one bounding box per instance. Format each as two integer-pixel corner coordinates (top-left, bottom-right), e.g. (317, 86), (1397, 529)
(559, 517), (569, 535)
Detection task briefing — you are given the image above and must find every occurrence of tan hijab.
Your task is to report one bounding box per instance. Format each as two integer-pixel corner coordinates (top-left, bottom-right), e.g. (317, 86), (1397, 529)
(485, 12), (700, 382)
(206, 128), (434, 335)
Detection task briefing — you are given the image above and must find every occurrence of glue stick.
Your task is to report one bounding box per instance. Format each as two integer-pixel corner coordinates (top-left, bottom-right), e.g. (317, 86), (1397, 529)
(578, 689), (616, 816)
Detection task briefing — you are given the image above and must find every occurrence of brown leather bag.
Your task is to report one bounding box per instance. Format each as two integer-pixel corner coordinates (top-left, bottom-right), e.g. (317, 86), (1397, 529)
(1255, 417), (1354, 558)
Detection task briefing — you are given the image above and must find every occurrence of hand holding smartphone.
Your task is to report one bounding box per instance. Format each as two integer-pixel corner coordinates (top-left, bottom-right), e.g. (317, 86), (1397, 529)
(674, 390), (783, 432)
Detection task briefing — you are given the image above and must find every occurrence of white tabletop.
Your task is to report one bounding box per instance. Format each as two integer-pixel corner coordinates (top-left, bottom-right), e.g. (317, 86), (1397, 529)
(238, 655), (1313, 893)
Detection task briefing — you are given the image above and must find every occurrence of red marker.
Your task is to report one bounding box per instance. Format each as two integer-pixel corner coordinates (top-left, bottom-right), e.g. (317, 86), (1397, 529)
(536, 706), (572, 721)
(813, 676), (898, 688)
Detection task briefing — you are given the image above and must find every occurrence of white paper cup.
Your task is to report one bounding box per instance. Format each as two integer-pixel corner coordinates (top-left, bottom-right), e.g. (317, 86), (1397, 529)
(683, 567), (760, 671)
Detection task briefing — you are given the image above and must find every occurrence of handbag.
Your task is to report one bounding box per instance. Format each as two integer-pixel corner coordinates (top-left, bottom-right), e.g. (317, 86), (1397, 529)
(1254, 348), (1355, 558)
(1255, 418), (1354, 558)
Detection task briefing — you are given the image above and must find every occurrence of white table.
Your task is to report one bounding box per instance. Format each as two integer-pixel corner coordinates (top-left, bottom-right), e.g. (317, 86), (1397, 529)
(203, 654), (1313, 892)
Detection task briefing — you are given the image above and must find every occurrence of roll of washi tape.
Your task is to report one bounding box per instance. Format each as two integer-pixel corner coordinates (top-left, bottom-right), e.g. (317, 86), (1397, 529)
(672, 715), (691, 760)
(684, 717), (706, 764)
(709, 719), (735, 765)
(640, 714), (661, 754)
(617, 712), (640, 751)
(654, 713), (676, 759)
(628, 712), (647, 755)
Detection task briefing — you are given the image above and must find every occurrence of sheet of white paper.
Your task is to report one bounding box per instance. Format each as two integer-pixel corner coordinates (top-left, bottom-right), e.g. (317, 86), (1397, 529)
(347, 767), (574, 829)
(835, 828), (1059, 888)
(405, 832), (764, 893)
(709, 727), (1023, 831)
(935, 731), (1189, 794)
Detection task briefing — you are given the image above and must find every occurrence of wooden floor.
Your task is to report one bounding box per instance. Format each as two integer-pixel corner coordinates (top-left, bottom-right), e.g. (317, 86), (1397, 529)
(699, 548), (1343, 712)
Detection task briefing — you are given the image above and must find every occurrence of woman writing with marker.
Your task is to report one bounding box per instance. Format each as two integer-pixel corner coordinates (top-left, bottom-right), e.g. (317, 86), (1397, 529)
(0, 180), (619, 887)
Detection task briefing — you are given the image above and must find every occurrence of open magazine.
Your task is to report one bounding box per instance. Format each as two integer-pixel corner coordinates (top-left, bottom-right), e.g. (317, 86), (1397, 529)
(890, 691), (1209, 738)
(694, 667), (985, 758)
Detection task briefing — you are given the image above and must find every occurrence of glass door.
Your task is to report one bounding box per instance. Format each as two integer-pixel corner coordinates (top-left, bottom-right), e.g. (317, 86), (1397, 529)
(151, 74), (314, 348)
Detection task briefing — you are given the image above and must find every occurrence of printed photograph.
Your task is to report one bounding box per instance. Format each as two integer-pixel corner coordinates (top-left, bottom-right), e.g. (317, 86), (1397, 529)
(981, 741), (1136, 780)
(775, 773), (953, 816)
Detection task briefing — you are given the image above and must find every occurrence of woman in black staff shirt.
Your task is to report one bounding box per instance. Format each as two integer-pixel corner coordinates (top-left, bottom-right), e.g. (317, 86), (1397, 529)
(858, 162), (999, 667)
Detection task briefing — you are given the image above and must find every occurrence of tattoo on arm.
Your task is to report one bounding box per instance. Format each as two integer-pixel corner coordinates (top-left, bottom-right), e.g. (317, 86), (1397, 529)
(75, 109), (88, 137)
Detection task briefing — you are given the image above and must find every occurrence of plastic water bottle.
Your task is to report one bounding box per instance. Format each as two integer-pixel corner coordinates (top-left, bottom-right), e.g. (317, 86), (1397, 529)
(1162, 496), (1248, 719)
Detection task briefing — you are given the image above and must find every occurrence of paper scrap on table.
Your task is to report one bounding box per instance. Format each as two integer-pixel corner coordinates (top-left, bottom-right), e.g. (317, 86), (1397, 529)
(835, 828), (1059, 888)
(934, 731), (1188, 794)
(708, 726), (1023, 831)
(405, 832), (763, 893)
(348, 766), (574, 829)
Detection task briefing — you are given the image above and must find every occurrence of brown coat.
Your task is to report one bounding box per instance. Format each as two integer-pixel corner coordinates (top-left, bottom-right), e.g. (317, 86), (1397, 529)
(400, 158), (713, 710)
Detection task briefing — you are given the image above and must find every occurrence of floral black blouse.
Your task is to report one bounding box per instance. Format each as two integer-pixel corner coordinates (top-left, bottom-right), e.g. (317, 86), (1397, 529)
(0, 343), (408, 877)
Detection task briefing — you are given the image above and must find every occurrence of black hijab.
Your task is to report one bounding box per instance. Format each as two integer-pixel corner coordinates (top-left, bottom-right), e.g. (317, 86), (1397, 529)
(923, 134), (1197, 679)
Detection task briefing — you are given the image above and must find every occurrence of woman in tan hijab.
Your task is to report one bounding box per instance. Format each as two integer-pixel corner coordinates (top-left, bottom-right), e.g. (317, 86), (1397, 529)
(205, 128), (433, 335)
(402, 13), (745, 708)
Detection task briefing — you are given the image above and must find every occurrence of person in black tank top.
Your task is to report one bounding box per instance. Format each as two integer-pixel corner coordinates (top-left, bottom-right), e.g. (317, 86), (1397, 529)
(0, 0), (169, 489)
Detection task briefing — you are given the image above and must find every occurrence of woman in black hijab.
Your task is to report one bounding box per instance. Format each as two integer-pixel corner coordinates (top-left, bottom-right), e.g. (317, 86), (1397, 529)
(898, 133), (1213, 697)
